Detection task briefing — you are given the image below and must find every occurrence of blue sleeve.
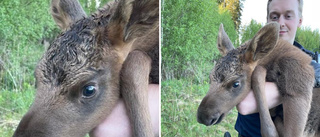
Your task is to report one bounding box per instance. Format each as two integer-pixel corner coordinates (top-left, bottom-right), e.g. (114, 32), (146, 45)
(311, 60), (320, 88)
(299, 45), (320, 88)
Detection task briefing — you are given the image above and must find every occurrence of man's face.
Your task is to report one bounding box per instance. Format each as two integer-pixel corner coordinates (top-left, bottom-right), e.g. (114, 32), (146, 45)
(267, 0), (302, 44)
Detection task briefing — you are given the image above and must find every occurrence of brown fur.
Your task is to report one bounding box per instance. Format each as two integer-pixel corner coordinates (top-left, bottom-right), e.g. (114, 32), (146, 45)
(50, 0), (87, 31)
(120, 50), (153, 137)
(197, 23), (320, 137)
(13, 0), (158, 137)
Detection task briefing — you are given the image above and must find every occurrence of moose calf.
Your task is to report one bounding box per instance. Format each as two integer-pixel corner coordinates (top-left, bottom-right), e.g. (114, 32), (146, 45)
(14, 0), (159, 136)
(197, 23), (320, 137)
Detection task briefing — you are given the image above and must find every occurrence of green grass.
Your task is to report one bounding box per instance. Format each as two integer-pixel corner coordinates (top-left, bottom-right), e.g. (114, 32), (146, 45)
(161, 79), (238, 137)
(0, 89), (35, 136)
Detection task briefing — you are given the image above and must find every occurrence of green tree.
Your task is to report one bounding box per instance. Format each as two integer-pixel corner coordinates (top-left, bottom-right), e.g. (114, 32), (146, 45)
(240, 19), (262, 43)
(295, 27), (320, 52)
(0, 0), (59, 44)
(217, 0), (245, 31)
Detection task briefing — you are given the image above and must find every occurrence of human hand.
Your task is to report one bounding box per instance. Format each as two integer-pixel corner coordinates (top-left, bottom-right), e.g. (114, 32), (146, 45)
(89, 84), (159, 137)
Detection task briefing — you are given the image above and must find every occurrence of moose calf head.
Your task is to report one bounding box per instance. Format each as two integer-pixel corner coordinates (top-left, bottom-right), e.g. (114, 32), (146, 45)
(197, 22), (280, 126)
(13, 0), (158, 136)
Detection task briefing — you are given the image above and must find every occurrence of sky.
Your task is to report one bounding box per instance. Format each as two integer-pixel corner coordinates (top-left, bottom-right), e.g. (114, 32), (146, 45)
(241, 0), (320, 31)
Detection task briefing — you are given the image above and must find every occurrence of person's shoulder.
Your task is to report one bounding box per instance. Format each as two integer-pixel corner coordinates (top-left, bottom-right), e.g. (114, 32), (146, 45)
(294, 41), (318, 60)
(293, 41), (304, 50)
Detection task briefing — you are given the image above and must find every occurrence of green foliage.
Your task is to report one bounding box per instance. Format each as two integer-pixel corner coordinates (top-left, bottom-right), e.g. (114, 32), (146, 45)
(161, 79), (238, 136)
(0, 0), (60, 93)
(0, 0), (60, 44)
(0, 1), (50, 135)
(240, 19), (263, 43)
(217, 0), (245, 31)
(0, 0), (55, 92)
(296, 27), (320, 52)
(162, 0), (238, 83)
(0, 39), (44, 92)
(79, 0), (112, 14)
(162, 1), (239, 135)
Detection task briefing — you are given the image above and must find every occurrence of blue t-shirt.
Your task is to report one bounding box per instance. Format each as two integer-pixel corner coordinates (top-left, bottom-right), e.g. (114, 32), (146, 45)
(235, 113), (261, 137)
(234, 41), (313, 137)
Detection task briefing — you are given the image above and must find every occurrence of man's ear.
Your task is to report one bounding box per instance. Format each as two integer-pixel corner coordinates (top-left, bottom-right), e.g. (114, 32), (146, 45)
(244, 22), (280, 63)
(298, 16), (303, 27)
(217, 23), (235, 56)
(51, 0), (87, 31)
(106, 0), (159, 45)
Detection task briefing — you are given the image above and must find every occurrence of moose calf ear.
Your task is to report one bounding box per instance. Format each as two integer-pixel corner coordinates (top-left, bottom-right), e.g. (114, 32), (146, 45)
(217, 23), (235, 56)
(124, 0), (159, 42)
(51, 0), (87, 31)
(245, 22), (279, 63)
(107, 0), (159, 45)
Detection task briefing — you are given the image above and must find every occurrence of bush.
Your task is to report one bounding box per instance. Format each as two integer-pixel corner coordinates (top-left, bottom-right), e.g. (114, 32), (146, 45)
(79, 0), (112, 13)
(0, 0), (60, 44)
(0, 0), (58, 92)
(162, 0), (238, 83)
(295, 27), (320, 52)
(240, 20), (263, 43)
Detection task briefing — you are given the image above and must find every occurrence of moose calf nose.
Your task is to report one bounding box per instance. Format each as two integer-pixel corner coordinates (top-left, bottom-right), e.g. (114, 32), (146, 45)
(197, 109), (216, 126)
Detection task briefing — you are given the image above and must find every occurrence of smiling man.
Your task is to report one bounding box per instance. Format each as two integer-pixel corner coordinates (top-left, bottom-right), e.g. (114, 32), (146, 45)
(267, 0), (302, 44)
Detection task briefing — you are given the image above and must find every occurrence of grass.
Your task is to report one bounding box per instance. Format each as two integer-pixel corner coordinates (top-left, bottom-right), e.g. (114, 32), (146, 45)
(161, 79), (238, 137)
(0, 36), (44, 136)
(0, 89), (35, 136)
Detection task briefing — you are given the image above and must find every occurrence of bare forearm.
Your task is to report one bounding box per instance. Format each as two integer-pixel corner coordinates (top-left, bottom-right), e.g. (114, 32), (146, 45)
(236, 82), (282, 115)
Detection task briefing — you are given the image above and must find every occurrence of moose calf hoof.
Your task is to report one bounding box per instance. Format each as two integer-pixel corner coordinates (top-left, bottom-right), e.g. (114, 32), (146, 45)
(224, 131), (231, 137)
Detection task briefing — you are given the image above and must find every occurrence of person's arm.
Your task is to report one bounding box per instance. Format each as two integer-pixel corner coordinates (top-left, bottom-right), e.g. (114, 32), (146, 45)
(237, 60), (320, 115)
(301, 48), (320, 88)
(89, 84), (159, 137)
(236, 82), (282, 115)
(311, 60), (320, 88)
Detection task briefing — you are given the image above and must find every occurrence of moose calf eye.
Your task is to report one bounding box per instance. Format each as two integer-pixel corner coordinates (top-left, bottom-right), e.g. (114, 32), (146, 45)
(82, 85), (96, 98)
(233, 82), (240, 88)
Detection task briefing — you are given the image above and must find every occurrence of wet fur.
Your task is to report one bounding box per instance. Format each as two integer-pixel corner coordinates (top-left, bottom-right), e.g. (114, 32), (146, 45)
(14, 0), (158, 136)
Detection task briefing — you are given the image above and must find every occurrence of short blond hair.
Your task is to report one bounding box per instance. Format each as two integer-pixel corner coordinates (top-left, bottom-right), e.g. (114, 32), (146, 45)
(267, 0), (303, 18)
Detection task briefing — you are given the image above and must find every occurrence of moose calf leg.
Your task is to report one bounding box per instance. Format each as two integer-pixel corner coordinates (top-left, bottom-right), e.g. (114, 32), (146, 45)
(120, 50), (153, 137)
(252, 66), (279, 137)
(282, 91), (312, 137)
(279, 62), (314, 137)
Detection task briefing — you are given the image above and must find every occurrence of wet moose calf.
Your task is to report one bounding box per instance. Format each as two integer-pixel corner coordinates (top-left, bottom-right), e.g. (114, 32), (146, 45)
(13, 0), (158, 136)
(197, 23), (320, 137)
